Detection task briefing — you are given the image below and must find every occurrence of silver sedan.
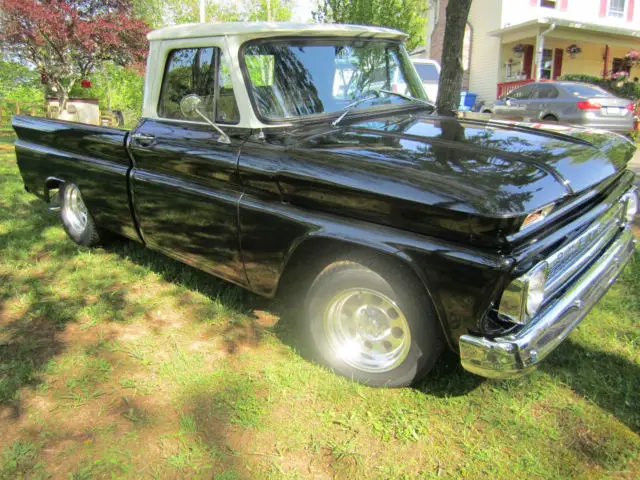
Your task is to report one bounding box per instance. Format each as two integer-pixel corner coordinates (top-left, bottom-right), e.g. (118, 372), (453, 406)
(483, 81), (635, 134)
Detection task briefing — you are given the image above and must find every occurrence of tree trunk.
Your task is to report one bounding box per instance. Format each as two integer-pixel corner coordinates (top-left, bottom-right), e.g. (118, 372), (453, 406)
(436, 0), (473, 116)
(56, 85), (68, 113)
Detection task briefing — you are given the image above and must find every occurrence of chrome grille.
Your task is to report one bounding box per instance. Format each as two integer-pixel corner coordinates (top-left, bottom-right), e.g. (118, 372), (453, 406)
(544, 203), (625, 295)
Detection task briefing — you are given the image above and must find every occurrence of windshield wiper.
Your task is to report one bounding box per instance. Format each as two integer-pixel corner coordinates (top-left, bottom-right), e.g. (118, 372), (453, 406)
(331, 89), (435, 127)
(377, 89), (436, 109)
(331, 92), (381, 127)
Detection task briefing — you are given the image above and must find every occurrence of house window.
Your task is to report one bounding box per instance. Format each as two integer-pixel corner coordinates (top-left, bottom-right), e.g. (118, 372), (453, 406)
(540, 0), (557, 8)
(612, 57), (632, 75)
(608, 0), (626, 17)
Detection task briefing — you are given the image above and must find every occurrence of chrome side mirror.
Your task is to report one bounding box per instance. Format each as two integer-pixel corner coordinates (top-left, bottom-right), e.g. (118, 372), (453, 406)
(179, 94), (231, 145)
(179, 94), (202, 117)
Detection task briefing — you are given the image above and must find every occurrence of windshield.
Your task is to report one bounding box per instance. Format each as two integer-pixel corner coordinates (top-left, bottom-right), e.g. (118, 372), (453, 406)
(414, 63), (439, 82)
(563, 84), (612, 97)
(242, 40), (426, 120)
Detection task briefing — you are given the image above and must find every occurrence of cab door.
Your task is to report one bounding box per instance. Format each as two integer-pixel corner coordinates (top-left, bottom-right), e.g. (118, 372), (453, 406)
(128, 43), (250, 286)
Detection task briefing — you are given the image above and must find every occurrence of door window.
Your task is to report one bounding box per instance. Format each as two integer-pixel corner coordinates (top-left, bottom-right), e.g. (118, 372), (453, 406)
(508, 85), (535, 100)
(540, 49), (553, 79)
(535, 84), (559, 99)
(158, 47), (239, 124)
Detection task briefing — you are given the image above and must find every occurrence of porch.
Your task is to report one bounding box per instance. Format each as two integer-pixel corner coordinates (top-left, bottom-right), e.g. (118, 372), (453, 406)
(492, 20), (640, 99)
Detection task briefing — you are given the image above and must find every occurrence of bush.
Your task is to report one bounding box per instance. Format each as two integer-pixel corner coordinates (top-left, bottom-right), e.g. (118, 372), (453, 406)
(558, 73), (640, 101)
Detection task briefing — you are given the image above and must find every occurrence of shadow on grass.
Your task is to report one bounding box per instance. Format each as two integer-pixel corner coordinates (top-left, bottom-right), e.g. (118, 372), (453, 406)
(414, 349), (485, 397)
(541, 340), (640, 434)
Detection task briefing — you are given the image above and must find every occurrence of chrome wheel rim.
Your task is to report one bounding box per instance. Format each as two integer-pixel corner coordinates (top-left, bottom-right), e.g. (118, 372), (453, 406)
(62, 184), (88, 236)
(323, 288), (411, 373)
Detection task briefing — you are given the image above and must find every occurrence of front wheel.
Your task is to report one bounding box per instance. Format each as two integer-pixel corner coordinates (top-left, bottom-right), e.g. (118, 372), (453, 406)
(304, 256), (444, 387)
(59, 183), (103, 247)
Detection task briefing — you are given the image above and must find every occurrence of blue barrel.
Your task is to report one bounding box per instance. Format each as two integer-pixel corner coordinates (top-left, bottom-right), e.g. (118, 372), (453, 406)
(459, 92), (477, 111)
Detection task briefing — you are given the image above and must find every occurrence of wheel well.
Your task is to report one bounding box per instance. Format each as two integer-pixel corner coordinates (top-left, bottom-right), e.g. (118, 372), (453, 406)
(542, 114), (558, 121)
(276, 238), (408, 297)
(275, 236), (454, 350)
(276, 238), (436, 304)
(44, 177), (64, 203)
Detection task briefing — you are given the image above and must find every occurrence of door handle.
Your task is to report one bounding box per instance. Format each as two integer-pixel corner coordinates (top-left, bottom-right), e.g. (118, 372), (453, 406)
(131, 133), (156, 147)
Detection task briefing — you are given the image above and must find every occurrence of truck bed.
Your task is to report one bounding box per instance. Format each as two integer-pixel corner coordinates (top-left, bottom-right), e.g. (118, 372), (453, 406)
(12, 115), (140, 241)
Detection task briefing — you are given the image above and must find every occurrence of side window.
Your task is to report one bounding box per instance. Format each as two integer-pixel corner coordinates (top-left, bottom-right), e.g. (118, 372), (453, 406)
(510, 85), (534, 100)
(216, 52), (240, 123)
(158, 47), (239, 124)
(536, 84), (559, 99)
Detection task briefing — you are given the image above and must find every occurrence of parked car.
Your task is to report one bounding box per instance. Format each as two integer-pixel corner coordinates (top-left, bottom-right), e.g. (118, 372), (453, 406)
(412, 59), (441, 102)
(12, 23), (638, 387)
(482, 81), (635, 133)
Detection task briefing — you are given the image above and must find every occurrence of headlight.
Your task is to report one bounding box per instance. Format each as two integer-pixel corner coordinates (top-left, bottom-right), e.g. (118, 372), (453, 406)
(498, 262), (548, 324)
(623, 189), (638, 223)
(526, 264), (548, 317)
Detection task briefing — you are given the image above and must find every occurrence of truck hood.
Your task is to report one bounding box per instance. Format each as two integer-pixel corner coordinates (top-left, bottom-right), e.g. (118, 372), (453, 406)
(293, 112), (636, 218)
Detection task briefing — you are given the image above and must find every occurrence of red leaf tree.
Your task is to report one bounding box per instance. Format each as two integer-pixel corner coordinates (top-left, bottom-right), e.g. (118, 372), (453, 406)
(0, 0), (148, 109)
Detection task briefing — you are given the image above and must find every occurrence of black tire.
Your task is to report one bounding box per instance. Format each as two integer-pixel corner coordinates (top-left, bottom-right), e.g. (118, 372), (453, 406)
(303, 255), (444, 387)
(543, 114), (558, 122)
(59, 183), (102, 247)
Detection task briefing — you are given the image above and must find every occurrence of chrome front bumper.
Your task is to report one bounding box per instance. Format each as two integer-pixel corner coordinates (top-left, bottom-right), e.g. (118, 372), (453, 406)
(460, 227), (636, 379)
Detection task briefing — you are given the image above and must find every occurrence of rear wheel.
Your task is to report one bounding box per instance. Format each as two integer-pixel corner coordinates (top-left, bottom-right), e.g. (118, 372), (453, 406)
(303, 255), (444, 387)
(543, 114), (558, 122)
(59, 183), (103, 247)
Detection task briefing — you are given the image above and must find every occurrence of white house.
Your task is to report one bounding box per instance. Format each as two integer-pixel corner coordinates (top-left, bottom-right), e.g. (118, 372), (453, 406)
(424, 0), (640, 105)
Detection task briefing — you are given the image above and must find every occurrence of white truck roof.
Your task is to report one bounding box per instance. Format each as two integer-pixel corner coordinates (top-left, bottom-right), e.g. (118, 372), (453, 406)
(147, 22), (408, 42)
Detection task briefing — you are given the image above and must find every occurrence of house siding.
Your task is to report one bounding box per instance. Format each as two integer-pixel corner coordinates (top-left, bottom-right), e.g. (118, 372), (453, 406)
(503, 0), (639, 29)
(468, 0), (503, 104)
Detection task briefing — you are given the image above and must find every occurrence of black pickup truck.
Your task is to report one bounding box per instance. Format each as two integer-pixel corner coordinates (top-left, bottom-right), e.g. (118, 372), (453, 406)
(12, 23), (638, 387)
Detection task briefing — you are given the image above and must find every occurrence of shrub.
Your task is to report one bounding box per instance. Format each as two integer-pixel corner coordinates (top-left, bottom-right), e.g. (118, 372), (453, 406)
(558, 73), (640, 101)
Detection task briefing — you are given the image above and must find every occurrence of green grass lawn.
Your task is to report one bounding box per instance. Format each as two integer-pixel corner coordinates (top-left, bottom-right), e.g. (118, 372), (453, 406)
(1, 141), (639, 479)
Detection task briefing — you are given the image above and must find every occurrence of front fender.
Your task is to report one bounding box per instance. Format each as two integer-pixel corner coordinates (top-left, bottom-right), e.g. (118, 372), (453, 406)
(238, 193), (513, 348)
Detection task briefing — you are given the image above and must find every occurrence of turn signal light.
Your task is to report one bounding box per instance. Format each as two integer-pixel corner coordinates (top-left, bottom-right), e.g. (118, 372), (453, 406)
(626, 103), (635, 111)
(521, 204), (555, 231)
(577, 101), (602, 110)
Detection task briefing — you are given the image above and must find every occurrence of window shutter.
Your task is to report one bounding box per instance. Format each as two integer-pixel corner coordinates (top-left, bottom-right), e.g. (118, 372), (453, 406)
(600, 0), (607, 16)
(629, 0), (635, 21)
(553, 49), (563, 79)
(523, 45), (535, 79)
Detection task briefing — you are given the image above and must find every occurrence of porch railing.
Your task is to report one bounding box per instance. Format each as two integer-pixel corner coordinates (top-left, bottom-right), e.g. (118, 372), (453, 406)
(496, 79), (555, 99)
(496, 80), (535, 99)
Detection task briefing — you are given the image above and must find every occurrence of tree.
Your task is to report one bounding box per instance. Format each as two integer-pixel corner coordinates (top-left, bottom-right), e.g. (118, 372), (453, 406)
(0, 60), (44, 104)
(68, 61), (144, 127)
(436, 0), (472, 116)
(312, 0), (427, 51)
(133, 0), (292, 28)
(0, 0), (148, 109)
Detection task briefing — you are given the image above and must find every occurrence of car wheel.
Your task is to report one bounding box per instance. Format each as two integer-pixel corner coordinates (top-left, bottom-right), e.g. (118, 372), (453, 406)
(543, 114), (558, 122)
(304, 255), (444, 387)
(59, 183), (103, 247)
